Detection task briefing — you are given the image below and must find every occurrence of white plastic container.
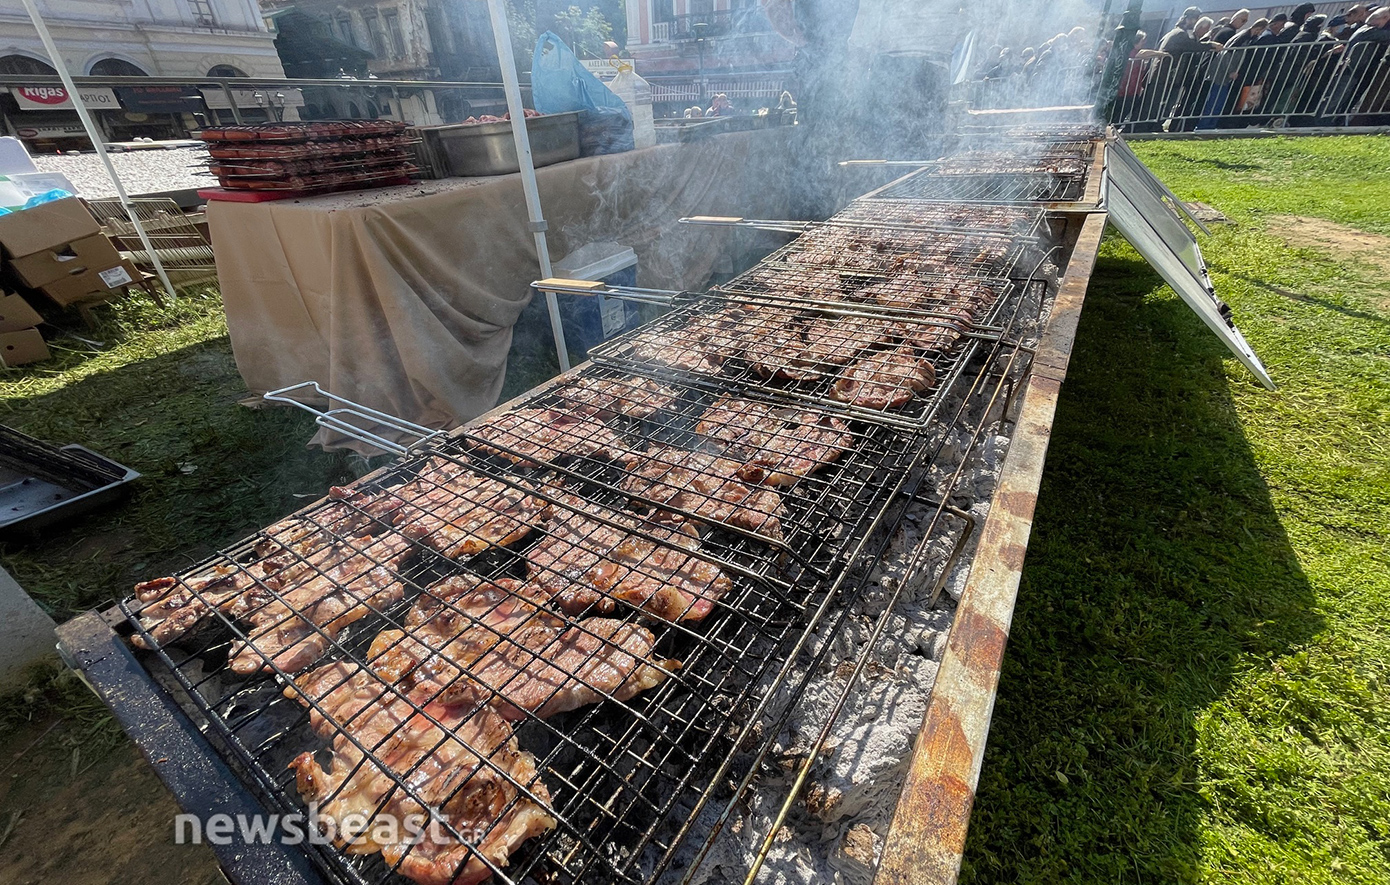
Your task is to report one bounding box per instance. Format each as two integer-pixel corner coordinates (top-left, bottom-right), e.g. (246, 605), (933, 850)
(609, 63), (656, 150)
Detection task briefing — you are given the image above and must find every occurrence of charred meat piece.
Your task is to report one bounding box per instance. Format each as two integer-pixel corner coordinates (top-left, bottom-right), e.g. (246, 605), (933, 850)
(286, 664), (554, 885)
(527, 495), (731, 621)
(457, 617), (678, 720)
(696, 396), (854, 487)
(861, 276), (1000, 321)
(228, 532), (414, 675)
(626, 306), (751, 374)
(747, 313), (897, 380)
(832, 344), (937, 411)
(387, 462), (549, 560)
(368, 573), (564, 691)
(621, 448), (787, 540)
(131, 499), (379, 648)
(367, 613), (677, 720)
(467, 409), (634, 467)
(552, 375), (681, 420)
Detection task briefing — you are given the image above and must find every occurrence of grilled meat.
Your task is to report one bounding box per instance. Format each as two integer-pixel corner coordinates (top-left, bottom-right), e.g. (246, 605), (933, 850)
(696, 396), (854, 487)
(832, 344), (937, 411)
(287, 663), (554, 885)
(468, 409), (634, 467)
(386, 460), (549, 560)
(527, 496), (731, 621)
(228, 532), (414, 675)
(626, 306), (751, 373)
(746, 313), (896, 381)
(369, 574), (564, 690)
(131, 498), (381, 648)
(367, 613), (677, 721)
(621, 448), (787, 540)
(553, 375), (680, 420)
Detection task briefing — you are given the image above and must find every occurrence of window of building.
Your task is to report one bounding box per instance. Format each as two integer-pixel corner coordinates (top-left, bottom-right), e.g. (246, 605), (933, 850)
(0, 55), (56, 75)
(336, 14), (358, 47)
(690, 0), (714, 18)
(188, 0), (216, 27)
(384, 10), (406, 58)
(362, 11), (387, 57)
(207, 64), (248, 77)
(653, 0), (676, 24)
(90, 58), (149, 77)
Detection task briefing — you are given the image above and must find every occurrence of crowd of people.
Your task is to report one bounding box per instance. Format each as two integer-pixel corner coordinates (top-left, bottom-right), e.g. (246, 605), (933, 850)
(969, 4), (1390, 129)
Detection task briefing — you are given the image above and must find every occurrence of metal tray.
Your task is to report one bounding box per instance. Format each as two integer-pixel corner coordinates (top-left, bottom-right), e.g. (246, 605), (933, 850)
(0, 443), (139, 532)
(418, 111), (581, 177)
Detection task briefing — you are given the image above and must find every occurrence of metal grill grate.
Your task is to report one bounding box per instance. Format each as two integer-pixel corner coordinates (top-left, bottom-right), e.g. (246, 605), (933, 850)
(864, 168), (1089, 204)
(104, 131), (1090, 885)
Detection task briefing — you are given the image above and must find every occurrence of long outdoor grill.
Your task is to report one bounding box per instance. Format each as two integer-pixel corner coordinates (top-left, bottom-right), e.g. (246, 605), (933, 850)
(58, 127), (1115, 885)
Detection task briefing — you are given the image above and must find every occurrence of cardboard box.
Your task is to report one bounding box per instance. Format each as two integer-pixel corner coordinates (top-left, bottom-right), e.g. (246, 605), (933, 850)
(0, 291), (42, 333)
(0, 328), (49, 366)
(0, 197), (100, 258)
(9, 233), (122, 288)
(39, 258), (138, 308)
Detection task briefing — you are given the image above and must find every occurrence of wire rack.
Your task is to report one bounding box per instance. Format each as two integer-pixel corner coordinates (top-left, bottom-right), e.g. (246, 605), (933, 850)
(119, 359), (954, 885)
(863, 167), (1089, 204)
(759, 224), (1031, 279)
(831, 200), (1046, 236)
(111, 126), (1079, 885)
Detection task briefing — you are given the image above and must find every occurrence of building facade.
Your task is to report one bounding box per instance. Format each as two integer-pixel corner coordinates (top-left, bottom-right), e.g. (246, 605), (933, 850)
(0, 0), (289, 146)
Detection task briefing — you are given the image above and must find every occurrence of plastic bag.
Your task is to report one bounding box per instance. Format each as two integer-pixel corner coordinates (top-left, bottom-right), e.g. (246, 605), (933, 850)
(531, 32), (631, 121)
(22, 189), (72, 209)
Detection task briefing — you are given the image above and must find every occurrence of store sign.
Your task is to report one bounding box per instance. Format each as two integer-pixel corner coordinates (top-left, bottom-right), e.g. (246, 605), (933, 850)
(115, 85), (206, 114)
(12, 86), (119, 111)
(199, 86), (305, 110)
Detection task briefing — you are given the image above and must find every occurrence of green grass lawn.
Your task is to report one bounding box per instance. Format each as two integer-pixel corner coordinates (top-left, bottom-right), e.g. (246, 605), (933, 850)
(962, 135), (1390, 884)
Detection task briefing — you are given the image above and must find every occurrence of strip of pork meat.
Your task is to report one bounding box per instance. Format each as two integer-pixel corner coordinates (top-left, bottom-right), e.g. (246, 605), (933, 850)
(626, 306), (752, 374)
(350, 570), (678, 720)
(466, 409), (635, 467)
(552, 375), (680, 420)
(228, 531), (414, 675)
(526, 495), (731, 621)
(746, 312), (897, 381)
(132, 497), (384, 649)
(371, 615), (678, 721)
(694, 396), (854, 487)
(831, 344), (937, 411)
(380, 458), (550, 560)
(621, 447), (787, 541)
(286, 663), (555, 885)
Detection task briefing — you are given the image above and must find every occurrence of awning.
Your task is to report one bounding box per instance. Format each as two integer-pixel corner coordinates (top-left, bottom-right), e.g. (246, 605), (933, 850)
(11, 85), (118, 111)
(200, 86), (306, 110)
(115, 85), (206, 114)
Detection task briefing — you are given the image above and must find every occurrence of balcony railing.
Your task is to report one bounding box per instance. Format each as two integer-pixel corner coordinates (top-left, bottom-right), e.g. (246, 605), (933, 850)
(653, 8), (771, 42)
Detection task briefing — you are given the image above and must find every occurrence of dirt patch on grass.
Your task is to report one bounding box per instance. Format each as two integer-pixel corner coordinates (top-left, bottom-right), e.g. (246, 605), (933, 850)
(1267, 216), (1390, 304)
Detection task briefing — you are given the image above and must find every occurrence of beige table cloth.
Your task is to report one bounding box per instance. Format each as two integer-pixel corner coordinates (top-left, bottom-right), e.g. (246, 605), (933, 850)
(208, 128), (797, 450)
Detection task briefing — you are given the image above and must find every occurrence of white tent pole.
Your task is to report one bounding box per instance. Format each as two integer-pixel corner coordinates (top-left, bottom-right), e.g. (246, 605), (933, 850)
(19, 0), (178, 303)
(482, 0), (571, 373)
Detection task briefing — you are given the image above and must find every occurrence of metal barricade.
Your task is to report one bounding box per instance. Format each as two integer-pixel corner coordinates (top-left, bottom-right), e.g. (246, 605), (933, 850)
(1111, 40), (1390, 132)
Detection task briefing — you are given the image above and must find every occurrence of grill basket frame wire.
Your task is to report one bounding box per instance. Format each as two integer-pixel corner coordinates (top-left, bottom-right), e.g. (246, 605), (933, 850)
(441, 376), (922, 586)
(115, 327), (995, 885)
(586, 272), (1031, 433)
(758, 224), (1034, 282)
(119, 475), (820, 885)
(675, 273), (1051, 885)
(117, 367), (945, 885)
(111, 141), (1070, 885)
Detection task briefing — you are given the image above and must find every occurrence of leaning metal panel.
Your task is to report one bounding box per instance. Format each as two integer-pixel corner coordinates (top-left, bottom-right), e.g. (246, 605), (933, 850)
(1107, 176), (1274, 389)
